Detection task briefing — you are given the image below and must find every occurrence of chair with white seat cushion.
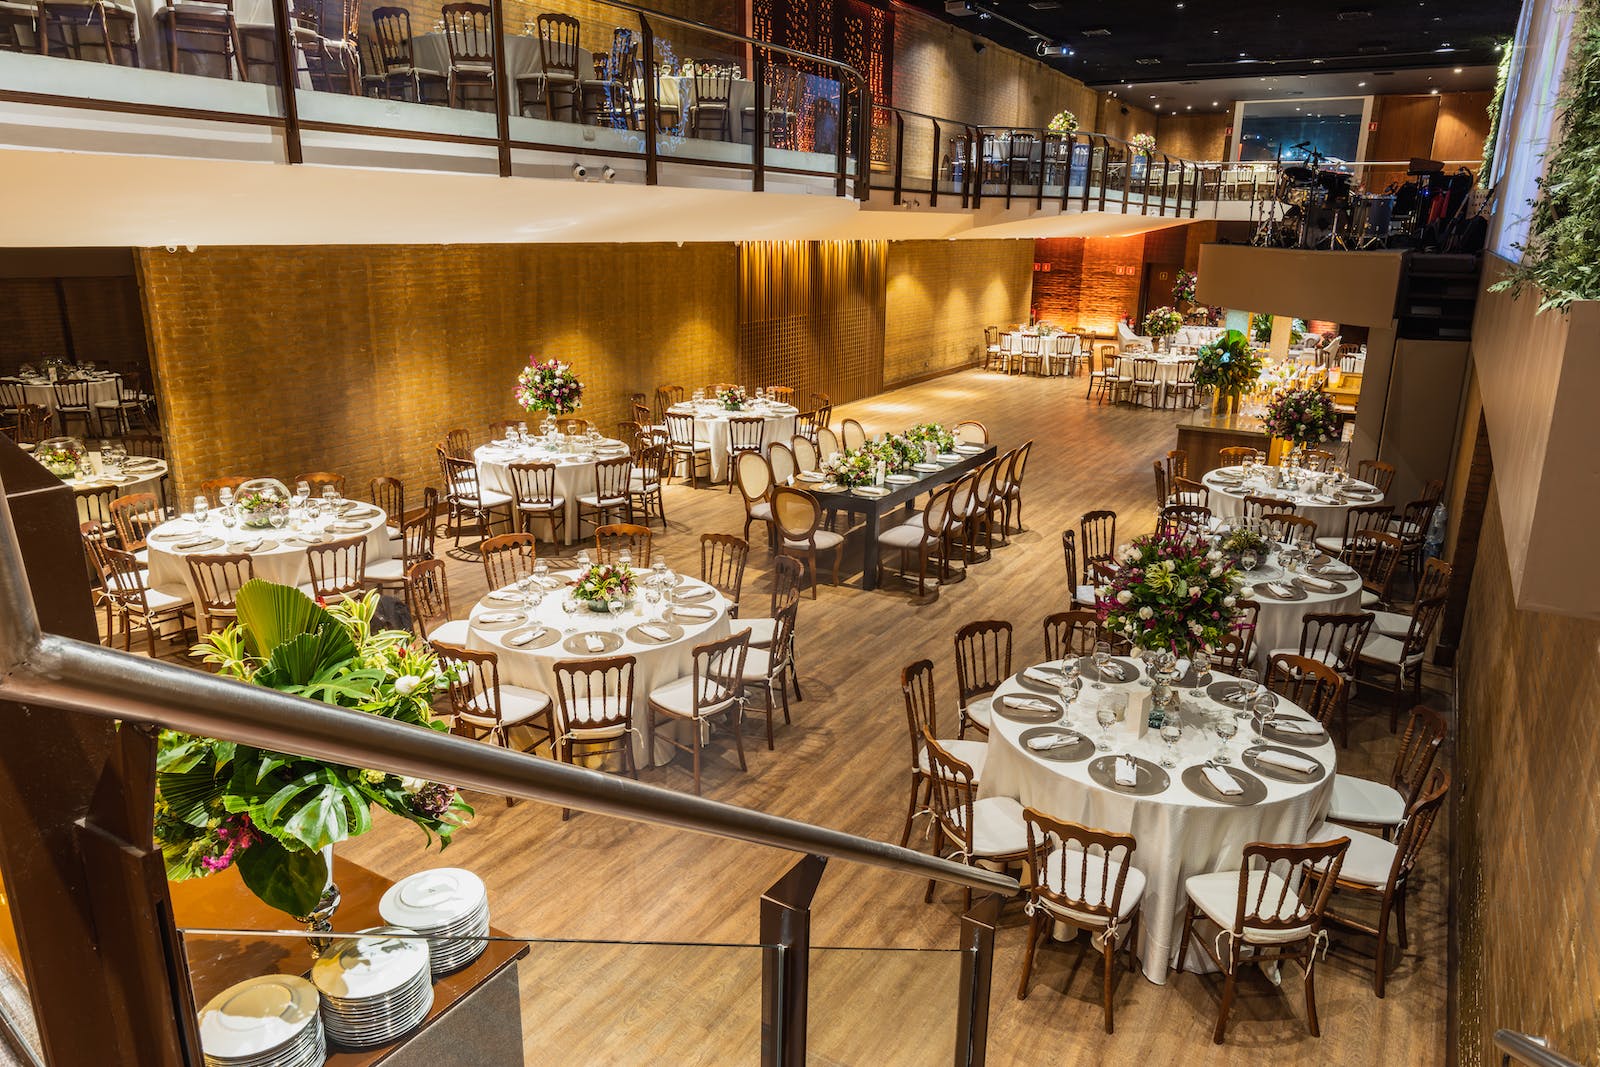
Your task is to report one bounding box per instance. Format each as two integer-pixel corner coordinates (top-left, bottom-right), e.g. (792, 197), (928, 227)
(1313, 504), (1391, 557)
(578, 456), (634, 537)
(437, 449), (513, 549)
(1369, 557), (1452, 639)
(369, 476), (406, 541)
(1357, 588), (1449, 731)
(1328, 704), (1447, 834)
(1016, 810), (1145, 1033)
(186, 552), (253, 636)
(405, 558), (468, 647)
(664, 412), (712, 487)
(431, 640), (554, 805)
(302, 534), (368, 604)
(899, 659), (987, 848)
(364, 497), (437, 591)
(551, 654), (638, 819)
(99, 545), (194, 653)
(772, 487), (842, 598)
(1178, 837), (1350, 1043)
(1061, 529), (1096, 608)
(647, 628), (751, 796)
(507, 460), (566, 543)
(1344, 529), (1405, 609)
(878, 482), (957, 596)
(628, 434), (668, 529)
(923, 731), (1025, 911)
(1266, 611), (1372, 746)
(734, 451), (775, 550)
(741, 601), (798, 750)
(743, 555), (802, 649)
(953, 618), (1011, 738)
(1313, 767), (1448, 997)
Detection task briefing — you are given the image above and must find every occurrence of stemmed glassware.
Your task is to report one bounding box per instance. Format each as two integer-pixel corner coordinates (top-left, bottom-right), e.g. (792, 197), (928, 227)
(1057, 658), (1080, 722)
(193, 495), (209, 525)
(220, 505), (237, 533)
(1095, 701), (1118, 752)
(1214, 718), (1238, 764)
(1159, 718), (1182, 768)
(1235, 668), (1260, 721)
(296, 481), (311, 508)
(1091, 641), (1112, 690)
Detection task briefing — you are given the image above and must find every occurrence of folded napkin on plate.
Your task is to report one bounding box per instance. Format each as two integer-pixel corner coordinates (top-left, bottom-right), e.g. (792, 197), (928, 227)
(1255, 749), (1318, 774)
(329, 521), (368, 532)
(175, 536), (213, 550)
(506, 627), (545, 647)
(1003, 696), (1054, 713)
(1272, 717), (1325, 736)
(1266, 582), (1296, 597)
(487, 590), (523, 602)
(673, 605), (715, 620)
(638, 624), (672, 642)
(1026, 731), (1079, 751)
(1299, 575), (1339, 592)
(1098, 660), (1127, 680)
(1311, 494), (1339, 505)
(1203, 766), (1243, 796)
(1023, 665), (1066, 685)
(1114, 757), (1138, 787)
(584, 634), (605, 653)
(476, 611), (520, 624)
(230, 539), (262, 552)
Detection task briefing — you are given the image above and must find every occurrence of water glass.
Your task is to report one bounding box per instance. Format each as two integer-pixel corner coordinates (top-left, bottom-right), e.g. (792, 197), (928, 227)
(1159, 720), (1182, 768)
(576, 550), (592, 569)
(1095, 704), (1118, 752)
(644, 586), (663, 621)
(220, 505), (237, 531)
(296, 481), (311, 506)
(217, 486), (233, 508)
(1092, 641), (1112, 689)
(1214, 718), (1238, 763)
(193, 495), (209, 524)
(618, 550), (632, 569)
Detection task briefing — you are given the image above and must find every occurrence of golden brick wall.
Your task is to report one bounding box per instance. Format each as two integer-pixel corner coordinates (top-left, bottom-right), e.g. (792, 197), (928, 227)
(1456, 484), (1600, 1066)
(136, 243), (739, 504)
(883, 239), (1032, 385)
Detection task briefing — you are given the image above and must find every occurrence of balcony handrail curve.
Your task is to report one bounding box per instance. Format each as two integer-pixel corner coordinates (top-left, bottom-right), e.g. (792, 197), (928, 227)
(1494, 1030), (1583, 1067)
(0, 481), (1015, 897)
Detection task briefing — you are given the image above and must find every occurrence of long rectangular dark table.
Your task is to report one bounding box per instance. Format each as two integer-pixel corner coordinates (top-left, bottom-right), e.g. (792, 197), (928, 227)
(808, 443), (998, 591)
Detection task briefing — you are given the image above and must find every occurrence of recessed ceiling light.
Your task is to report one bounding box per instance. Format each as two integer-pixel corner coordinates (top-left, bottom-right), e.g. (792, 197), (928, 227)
(1430, 88), (1440, 95)
(1155, 103), (1162, 109)
(1212, 100), (1219, 105)
(1186, 105), (1192, 110)
(1453, 66), (1463, 73)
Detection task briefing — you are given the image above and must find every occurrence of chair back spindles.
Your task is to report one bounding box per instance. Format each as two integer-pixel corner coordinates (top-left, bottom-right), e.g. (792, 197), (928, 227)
(1229, 839), (1347, 939)
(1023, 809), (1137, 925)
(108, 492), (162, 553)
(406, 558), (452, 638)
(481, 531), (537, 589)
(1043, 608), (1099, 662)
(370, 476), (405, 523)
(595, 522), (651, 567)
(1080, 509), (1117, 571)
(953, 618), (1011, 724)
(700, 532), (748, 608)
(1266, 652), (1346, 729)
(305, 534), (367, 600)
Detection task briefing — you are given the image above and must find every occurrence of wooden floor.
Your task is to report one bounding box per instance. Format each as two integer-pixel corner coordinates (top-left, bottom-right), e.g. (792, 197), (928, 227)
(293, 370), (1444, 1064)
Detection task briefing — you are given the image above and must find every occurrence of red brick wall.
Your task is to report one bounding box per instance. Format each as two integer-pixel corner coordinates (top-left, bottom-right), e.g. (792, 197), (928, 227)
(0, 276), (150, 376)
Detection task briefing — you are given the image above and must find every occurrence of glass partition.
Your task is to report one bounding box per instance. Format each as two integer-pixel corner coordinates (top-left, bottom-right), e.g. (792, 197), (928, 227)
(807, 945), (962, 1063)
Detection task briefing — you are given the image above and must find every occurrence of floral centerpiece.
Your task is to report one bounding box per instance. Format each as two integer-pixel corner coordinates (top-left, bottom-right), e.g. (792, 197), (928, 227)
(906, 422), (956, 456)
(1193, 328), (1263, 405)
(1142, 306), (1183, 343)
(233, 489), (285, 528)
(717, 385), (748, 411)
(1048, 109), (1078, 134)
(1094, 533), (1241, 656)
(1130, 132), (1157, 158)
(877, 434), (919, 472)
(34, 436), (85, 478)
(572, 563), (635, 609)
(1261, 386), (1339, 448)
(1217, 526), (1271, 569)
(823, 447), (875, 488)
(515, 357), (583, 416)
(158, 583), (470, 919)
(1171, 269), (1197, 307)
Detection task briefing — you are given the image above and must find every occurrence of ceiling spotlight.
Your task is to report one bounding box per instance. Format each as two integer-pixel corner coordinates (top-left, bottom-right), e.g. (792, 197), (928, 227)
(1430, 88), (1440, 95)
(1154, 103), (1162, 109)
(1186, 105), (1192, 110)
(1358, 81), (1367, 86)
(1453, 66), (1463, 73)
(1212, 100), (1219, 105)
(1036, 41), (1074, 56)
(943, 0), (977, 13)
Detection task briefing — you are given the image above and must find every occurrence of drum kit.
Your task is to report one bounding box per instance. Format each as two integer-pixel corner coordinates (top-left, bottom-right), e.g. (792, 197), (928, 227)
(1252, 143), (1395, 250)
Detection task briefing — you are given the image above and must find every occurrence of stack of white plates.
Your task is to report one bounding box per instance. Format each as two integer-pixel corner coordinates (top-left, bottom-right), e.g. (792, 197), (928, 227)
(198, 974), (325, 1067)
(312, 926), (433, 1049)
(379, 868), (490, 976)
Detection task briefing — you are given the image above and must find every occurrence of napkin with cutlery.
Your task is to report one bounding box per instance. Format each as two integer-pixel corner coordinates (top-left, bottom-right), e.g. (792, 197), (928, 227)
(1298, 575), (1339, 592)
(1098, 660), (1127, 680)
(176, 536), (213, 550)
(1026, 731), (1080, 751)
(1254, 749), (1319, 774)
(229, 538), (262, 552)
(1002, 696), (1055, 713)
(329, 521), (368, 533)
(1271, 717), (1325, 736)
(506, 627), (545, 647)
(583, 634), (606, 653)
(1266, 582), (1296, 598)
(638, 624), (672, 642)
(487, 590), (523, 602)
(672, 605), (716, 620)
(1114, 756), (1138, 786)
(1023, 665), (1066, 686)
(476, 611), (520, 624)
(1203, 766), (1244, 796)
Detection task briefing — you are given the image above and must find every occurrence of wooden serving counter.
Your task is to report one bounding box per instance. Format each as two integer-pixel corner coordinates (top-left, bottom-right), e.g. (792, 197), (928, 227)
(1174, 409), (1271, 475)
(0, 858), (527, 1066)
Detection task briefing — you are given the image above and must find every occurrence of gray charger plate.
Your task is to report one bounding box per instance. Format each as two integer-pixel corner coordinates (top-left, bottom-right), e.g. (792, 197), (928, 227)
(1018, 727), (1093, 762)
(1243, 744), (1326, 782)
(995, 694), (1064, 724)
(1180, 763), (1267, 806)
(1087, 755), (1170, 796)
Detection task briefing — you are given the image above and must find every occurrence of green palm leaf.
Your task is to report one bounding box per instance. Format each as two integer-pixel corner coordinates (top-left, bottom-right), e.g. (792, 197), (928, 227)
(234, 580), (334, 660)
(253, 624), (358, 690)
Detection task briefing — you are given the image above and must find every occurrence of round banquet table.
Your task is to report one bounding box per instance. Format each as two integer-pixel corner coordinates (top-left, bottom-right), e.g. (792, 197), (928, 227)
(466, 571), (733, 766)
(64, 452), (169, 521)
(1237, 551), (1364, 671)
(668, 402), (797, 483)
(1114, 353), (1191, 406)
(1202, 465), (1384, 537)
(474, 437), (629, 546)
(979, 662), (1336, 984)
(10, 374), (120, 422)
(144, 503), (394, 625)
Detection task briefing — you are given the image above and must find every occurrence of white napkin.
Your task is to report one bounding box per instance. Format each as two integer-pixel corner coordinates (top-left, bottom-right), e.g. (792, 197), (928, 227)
(1255, 749), (1319, 774)
(487, 590), (522, 602)
(1272, 717), (1325, 736)
(1203, 766), (1244, 796)
(1026, 731), (1080, 751)
(1311, 494), (1339, 505)
(176, 536), (212, 550)
(1003, 696), (1054, 713)
(507, 627), (545, 647)
(638, 624), (672, 642)
(231, 538), (262, 552)
(673, 605), (715, 620)
(1299, 575), (1339, 592)
(583, 634), (605, 653)
(476, 611), (520, 624)
(1113, 757), (1138, 787)
(1266, 582), (1296, 598)
(1097, 660), (1127, 681)
(1023, 665), (1066, 686)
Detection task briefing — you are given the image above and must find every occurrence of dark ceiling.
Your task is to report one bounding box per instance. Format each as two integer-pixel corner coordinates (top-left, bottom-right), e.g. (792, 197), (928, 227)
(909, 0), (1521, 87)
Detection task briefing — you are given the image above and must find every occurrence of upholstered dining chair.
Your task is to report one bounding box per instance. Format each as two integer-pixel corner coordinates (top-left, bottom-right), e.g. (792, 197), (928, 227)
(431, 641), (553, 805)
(734, 451), (775, 549)
(840, 418), (868, 452)
(1177, 837), (1349, 1043)
(771, 487), (842, 598)
(595, 522), (651, 567)
(815, 425), (842, 462)
(790, 434), (820, 474)
(997, 440), (1033, 539)
(877, 482), (957, 596)
(551, 655), (638, 818)
(766, 441), (797, 489)
(480, 531), (537, 590)
(953, 618), (1011, 739)
(923, 731), (1026, 912)
(1016, 811), (1145, 1033)
(952, 420), (988, 446)
(647, 628), (751, 795)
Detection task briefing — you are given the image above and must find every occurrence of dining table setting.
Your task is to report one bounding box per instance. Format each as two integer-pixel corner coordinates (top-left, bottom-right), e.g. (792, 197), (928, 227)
(980, 654), (1336, 984)
(1202, 461), (1384, 536)
(464, 559), (733, 766)
(474, 427), (631, 545)
(669, 390), (797, 483)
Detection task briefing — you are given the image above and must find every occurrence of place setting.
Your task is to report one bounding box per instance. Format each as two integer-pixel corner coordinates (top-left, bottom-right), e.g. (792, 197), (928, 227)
(994, 691), (1065, 724)
(1086, 752), (1171, 796)
(1179, 761), (1268, 806)
(1019, 724), (1093, 762)
(563, 630), (623, 655)
(1242, 744), (1326, 782)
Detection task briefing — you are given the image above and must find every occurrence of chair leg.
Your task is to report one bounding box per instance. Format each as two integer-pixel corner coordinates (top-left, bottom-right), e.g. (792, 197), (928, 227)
(1213, 967), (1237, 1044)
(1374, 898), (1392, 998)
(1015, 910), (1043, 999)
(1102, 935), (1116, 1033)
(1177, 903), (1196, 974)
(899, 772), (921, 847)
(691, 726), (702, 796)
(778, 672), (791, 724)
(730, 708), (747, 771)
(1395, 884), (1409, 949)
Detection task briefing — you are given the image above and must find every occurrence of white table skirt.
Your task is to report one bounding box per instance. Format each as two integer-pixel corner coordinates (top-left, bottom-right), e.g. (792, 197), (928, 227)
(980, 666), (1336, 984)
(1202, 466), (1383, 537)
(145, 508), (393, 625)
(466, 575), (733, 766)
(15, 377), (120, 420)
(670, 404), (796, 483)
(1238, 555), (1363, 672)
(474, 439), (628, 545)
(65, 452), (168, 521)
(1114, 355), (1189, 405)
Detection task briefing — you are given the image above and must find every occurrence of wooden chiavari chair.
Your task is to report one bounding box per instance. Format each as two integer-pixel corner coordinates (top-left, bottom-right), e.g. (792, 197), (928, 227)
(1266, 652), (1347, 737)
(1157, 503), (1211, 540)
(628, 434), (667, 529)
(1260, 512), (1319, 545)
(506, 461), (565, 543)
(1217, 446), (1260, 467)
(431, 642), (553, 805)
(364, 502), (437, 591)
(370, 6), (444, 102)
(595, 522), (651, 567)
(555, 417), (590, 435)
(725, 416), (766, 493)
(1153, 460), (1169, 510)
(108, 492), (162, 554)
(740, 600), (798, 750)
(923, 731), (1026, 912)
(1061, 529), (1094, 607)
(1315, 503), (1392, 556)
(406, 558), (467, 645)
(440, 427), (473, 459)
(294, 471), (346, 498)
(1328, 703), (1447, 837)
(1346, 530), (1405, 610)
(898, 657), (986, 845)
(664, 412), (711, 487)
(303, 534), (366, 602)
(765, 385), (795, 405)
(100, 545), (194, 654)
(1042, 607), (1100, 663)
(186, 552), (253, 634)
(1356, 459), (1396, 497)
(953, 618), (1011, 740)
(647, 628), (752, 795)
(1357, 583), (1449, 727)
(699, 532), (748, 610)
(578, 455), (632, 535)
(1080, 509), (1117, 574)
(489, 419), (521, 440)
(480, 531), (537, 590)
(1170, 476), (1209, 507)
(437, 450), (513, 548)
(810, 393), (832, 431)
(441, 2), (494, 111)
(1126, 357), (1159, 407)
(551, 655), (638, 818)
(1240, 494), (1288, 524)
(369, 476), (405, 540)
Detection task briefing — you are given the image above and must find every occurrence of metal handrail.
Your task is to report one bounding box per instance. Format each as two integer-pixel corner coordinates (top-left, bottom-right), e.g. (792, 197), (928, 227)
(1495, 1030), (1583, 1067)
(0, 475), (1015, 896)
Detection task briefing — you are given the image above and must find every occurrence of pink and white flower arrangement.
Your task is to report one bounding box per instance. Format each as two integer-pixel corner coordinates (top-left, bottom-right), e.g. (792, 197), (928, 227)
(515, 357), (583, 415)
(1130, 132), (1157, 157)
(1095, 533), (1241, 655)
(1261, 386), (1339, 448)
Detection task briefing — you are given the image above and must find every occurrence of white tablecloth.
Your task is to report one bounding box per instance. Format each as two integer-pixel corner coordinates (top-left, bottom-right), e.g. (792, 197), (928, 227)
(145, 506), (393, 623)
(411, 33), (578, 115)
(64, 452), (168, 521)
(1237, 553), (1363, 671)
(652, 75), (757, 136)
(1202, 466), (1380, 537)
(999, 332), (1079, 375)
(669, 403), (796, 483)
(11, 376), (120, 422)
(980, 665), (1336, 984)
(474, 438), (627, 546)
(1114, 354), (1190, 406)
(466, 573), (733, 766)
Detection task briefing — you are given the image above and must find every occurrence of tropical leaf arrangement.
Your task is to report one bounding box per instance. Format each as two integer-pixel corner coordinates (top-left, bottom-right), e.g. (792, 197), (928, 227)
(1193, 329), (1263, 394)
(1250, 312), (1306, 345)
(155, 581), (471, 918)
(1489, 1), (1600, 311)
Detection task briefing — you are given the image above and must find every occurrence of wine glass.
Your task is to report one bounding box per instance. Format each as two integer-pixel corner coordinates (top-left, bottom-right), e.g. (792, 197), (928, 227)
(219, 505), (237, 532)
(576, 550), (592, 569)
(321, 485), (339, 513)
(618, 549), (632, 569)
(1057, 659), (1080, 719)
(1135, 647), (1154, 687)
(607, 595), (625, 631)
(1235, 668), (1260, 720)
(1190, 650), (1211, 696)
(192, 495), (209, 524)
(561, 596), (579, 625)
(295, 481), (311, 507)
(533, 558), (551, 588)
(644, 584), (663, 622)
(268, 508), (287, 533)
(1095, 702), (1118, 752)
(1214, 718), (1238, 763)
(1091, 641), (1111, 689)
(1159, 718), (1182, 768)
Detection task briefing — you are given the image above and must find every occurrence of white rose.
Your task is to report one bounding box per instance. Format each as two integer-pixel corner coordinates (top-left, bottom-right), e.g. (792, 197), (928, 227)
(394, 674), (423, 696)
(1190, 621), (1204, 634)
(1210, 564), (1224, 577)
(1189, 586), (1202, 599)
(1117, 590), (1133, 604)
(1207, 549), (1222, 561)
(1224, 595), (1237, 608)
(399, 776), (427, 791)
(1138, 606), (1153, 619)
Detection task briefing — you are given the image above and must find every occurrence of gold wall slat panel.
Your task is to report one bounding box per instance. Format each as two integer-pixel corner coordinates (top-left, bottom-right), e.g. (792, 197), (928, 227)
(737, 240), (887, 408)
